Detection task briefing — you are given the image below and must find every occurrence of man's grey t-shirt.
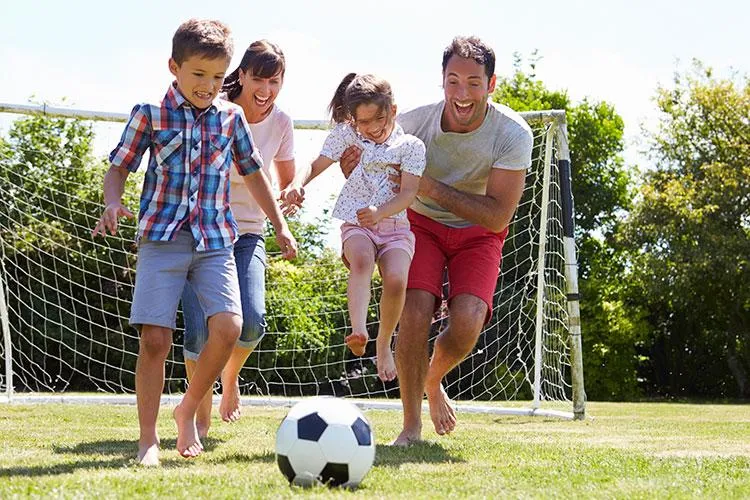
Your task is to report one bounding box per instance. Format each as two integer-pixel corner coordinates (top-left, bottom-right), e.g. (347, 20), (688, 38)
(398, 101), (533, 228)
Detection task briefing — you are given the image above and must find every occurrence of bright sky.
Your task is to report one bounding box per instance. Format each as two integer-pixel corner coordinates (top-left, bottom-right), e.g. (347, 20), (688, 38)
(1, 0), (748, 166)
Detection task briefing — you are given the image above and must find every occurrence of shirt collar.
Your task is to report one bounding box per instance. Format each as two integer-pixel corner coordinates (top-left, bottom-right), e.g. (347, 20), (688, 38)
(360, 122), (403, 146)
(163, 82), (218, 114)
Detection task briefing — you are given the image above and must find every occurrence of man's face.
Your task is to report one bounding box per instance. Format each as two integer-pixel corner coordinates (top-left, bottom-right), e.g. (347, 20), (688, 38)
(169, 54), (230, 109)
(441, 55), (496, 133)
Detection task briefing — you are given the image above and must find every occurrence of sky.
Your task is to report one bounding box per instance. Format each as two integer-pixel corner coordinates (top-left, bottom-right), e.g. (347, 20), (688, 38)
(1, 0), (749, 167)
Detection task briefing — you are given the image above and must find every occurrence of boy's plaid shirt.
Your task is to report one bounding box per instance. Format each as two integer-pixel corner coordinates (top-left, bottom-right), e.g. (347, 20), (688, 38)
(109, 83), (263, 251)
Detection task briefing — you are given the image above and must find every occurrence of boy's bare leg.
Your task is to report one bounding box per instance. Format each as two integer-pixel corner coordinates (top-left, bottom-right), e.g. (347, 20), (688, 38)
(136, 325), (173, 466)
(392, 290), (435, 446)
(219, 345), (253, 422)
(343, 236), (376, 356)
(424, 294), (486, 436)
(173, 312), (241, 457)
(185, 359), (213, 439)
(375, 249), (411, 381)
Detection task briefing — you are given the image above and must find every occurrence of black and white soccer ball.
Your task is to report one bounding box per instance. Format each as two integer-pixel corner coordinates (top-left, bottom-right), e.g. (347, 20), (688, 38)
(275, 396), (375, 488)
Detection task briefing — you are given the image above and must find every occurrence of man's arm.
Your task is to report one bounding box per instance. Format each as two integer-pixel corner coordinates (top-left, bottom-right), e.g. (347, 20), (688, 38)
(420, 168), (526, 233)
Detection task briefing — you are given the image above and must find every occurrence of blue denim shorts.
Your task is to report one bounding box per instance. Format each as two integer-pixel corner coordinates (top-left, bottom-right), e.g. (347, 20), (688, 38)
(182, 232), (267, 359)
(130, 229), (241, 330)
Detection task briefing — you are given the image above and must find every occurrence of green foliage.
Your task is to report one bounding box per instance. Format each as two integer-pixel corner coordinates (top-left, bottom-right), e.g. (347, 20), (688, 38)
(494, 56), (642, 400)
(622, 61), (750, 398)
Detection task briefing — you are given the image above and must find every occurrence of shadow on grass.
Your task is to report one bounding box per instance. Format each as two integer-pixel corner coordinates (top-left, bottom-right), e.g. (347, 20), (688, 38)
(211, 442), (462, 467)
(52, 436), (225, 456)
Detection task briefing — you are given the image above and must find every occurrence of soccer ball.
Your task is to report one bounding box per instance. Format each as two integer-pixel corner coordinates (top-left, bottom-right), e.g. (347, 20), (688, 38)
(275, 396), (375, 488)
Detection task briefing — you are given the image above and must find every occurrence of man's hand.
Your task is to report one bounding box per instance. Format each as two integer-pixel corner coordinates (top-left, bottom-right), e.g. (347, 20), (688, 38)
(91, 202), (134, 237)
(275, 226), (298, 260)
(388, 165), (435, 197)
(356, 205), (381, 228)
(339, 145), (362, 179)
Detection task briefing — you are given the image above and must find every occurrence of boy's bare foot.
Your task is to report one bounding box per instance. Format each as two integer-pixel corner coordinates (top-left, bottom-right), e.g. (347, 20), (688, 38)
(137, 442), (160, 466)
(344, 332), (368, 356)
(196, 420), (210, 440)
(391, 427), (422, 447)
(425, 383), (457, 435)
(376, 340), (397, 381)
(219, 381), (242, 423)
(196, 397), (212, 439)
(173, 404), (203, 458)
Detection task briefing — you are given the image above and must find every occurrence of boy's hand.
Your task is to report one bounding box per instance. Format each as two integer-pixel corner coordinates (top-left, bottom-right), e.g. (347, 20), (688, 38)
(275, 226), (298, 260)
(356, 205), (381, 228)
(92, 202), (134, 237)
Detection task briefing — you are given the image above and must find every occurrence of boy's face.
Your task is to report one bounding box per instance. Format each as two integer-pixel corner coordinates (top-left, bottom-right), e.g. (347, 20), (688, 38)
(169, 54), (230, 109)
(441, 55), (496, 133)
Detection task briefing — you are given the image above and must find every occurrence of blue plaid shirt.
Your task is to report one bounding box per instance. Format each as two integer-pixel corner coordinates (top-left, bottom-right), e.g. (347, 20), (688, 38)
(109, 83), (263, 251)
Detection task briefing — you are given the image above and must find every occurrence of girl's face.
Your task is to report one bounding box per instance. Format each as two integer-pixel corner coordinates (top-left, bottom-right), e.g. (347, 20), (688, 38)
(238, 68), (284, 122)
(353, 102), (397, 144)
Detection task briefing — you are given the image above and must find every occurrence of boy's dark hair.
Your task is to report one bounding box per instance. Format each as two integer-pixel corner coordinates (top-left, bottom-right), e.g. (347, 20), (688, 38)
(328, 73), (394, 124)
(172, 19), (233, 65)
(223, 40), (286, 101)
(442, 36), (495, 80)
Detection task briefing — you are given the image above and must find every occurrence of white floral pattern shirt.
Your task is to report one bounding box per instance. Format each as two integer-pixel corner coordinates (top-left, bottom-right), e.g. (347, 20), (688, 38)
(320, 123), (426, 224)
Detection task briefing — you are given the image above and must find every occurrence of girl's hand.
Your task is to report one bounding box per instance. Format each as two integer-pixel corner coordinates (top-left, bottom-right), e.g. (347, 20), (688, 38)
(91, 202), (134, 237)
(278, 186), (305, 216)
(356, 205), (380, 228)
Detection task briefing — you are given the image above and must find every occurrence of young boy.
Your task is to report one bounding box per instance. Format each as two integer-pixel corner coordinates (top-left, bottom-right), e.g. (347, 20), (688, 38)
(92, 19), (297, 466)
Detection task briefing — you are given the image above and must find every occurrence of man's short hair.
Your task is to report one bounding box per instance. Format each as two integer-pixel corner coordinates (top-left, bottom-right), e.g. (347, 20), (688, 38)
(172, 19), (233, 65)
(442, 36), (495, 80)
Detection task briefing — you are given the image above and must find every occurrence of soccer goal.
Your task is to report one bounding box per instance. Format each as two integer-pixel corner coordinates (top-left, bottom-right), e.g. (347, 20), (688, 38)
(0, 103), (584, 419)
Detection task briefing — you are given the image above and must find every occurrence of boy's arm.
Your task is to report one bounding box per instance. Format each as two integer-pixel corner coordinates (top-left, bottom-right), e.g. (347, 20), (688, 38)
(92, 166), (134, 237)
(356, 172), (419, 227)
(242, 169), (298, 260)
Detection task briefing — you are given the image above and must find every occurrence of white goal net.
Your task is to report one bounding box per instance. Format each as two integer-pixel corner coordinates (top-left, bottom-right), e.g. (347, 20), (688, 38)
(0, 104), (584, 418)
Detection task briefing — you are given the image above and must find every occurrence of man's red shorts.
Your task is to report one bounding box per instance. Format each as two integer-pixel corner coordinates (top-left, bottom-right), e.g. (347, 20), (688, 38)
(406, 209), (508, 324)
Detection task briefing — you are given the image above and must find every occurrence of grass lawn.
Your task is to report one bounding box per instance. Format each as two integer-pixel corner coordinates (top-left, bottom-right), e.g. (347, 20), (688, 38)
(1, 400), (748, 498)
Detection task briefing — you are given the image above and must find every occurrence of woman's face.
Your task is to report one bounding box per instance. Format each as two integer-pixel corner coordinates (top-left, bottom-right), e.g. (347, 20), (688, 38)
(238, 68), (284, 122)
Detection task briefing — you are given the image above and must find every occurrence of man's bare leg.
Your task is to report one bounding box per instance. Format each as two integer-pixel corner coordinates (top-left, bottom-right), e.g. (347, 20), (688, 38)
(174, 312), (240, 457)
(219, 345), (253, 422)
(136, 325), (173, 466)
(392, 290), (435, 446)
(424, 294), (486, 435)
(185, 359), (213, 439)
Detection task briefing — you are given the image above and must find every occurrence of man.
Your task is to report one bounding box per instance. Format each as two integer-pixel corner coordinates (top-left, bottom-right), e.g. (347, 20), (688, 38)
(344, 36), (532, 444)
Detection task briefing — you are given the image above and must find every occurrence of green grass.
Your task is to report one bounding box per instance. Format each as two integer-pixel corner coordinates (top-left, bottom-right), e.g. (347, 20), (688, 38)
(1, 401), (748, 498)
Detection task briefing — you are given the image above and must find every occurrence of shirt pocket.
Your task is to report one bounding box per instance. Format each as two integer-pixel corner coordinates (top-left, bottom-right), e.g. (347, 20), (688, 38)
(152, 130), (184, 172)
(208, 134), (232, 172)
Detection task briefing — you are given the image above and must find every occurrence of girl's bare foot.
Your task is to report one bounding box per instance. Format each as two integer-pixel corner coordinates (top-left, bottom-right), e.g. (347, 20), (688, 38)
(376, 339), (397, 381)
(344, 332), (368, 356)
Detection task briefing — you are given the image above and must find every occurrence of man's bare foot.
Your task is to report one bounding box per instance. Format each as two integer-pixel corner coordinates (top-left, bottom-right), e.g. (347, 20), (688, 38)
(344, 332), (368, 356)
(219, 380), (242, 423)
(137, 442), (160, 466)
(376, 340), (397, 381)
(173, 404), (203, 458)
(390, 428), (422, 447)
(425, 383), (457, 435)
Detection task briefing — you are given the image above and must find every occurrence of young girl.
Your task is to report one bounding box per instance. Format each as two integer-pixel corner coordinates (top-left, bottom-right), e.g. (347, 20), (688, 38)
(281, 73), (426, 381)
(181, 40), (298, 437)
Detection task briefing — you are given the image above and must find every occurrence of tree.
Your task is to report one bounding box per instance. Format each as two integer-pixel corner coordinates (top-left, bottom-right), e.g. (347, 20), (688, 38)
(493, 55), (645, 399)
(622, 61), (750, 398)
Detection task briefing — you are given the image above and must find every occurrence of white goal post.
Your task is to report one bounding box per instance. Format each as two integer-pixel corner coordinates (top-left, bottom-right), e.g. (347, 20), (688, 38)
(0, 102), (585, 419)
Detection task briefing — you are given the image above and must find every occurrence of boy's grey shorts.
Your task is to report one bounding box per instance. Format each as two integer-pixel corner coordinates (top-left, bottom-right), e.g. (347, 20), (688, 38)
(129, 229), (241, 330)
